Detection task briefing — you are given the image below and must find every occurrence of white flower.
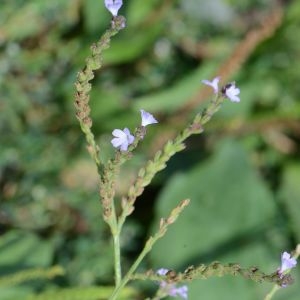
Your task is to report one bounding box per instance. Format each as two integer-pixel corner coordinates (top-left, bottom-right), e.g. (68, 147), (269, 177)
(104, 0), (123, 17)
(140, 109), (158, 127)
(202, 77), (220, 94)
(111, 128), (134, 151)
(223, 83), (240, 102)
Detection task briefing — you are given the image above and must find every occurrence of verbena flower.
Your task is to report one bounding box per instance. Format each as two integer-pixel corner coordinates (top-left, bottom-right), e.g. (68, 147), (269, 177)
(140, 109), (158, 127)
(202, 77), (220, 94)
(159, 281), (188, 299)
(278, 251), (297, 276)
(157, 268), (188, 300)
(104, 0), (123, 17)
(157, 268), (169, 276)
(222, 82), (240, 102)
(111, 128), (134, 151)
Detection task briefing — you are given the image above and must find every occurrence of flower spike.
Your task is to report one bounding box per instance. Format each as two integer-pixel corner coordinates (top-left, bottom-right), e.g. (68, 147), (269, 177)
(140, 109), (158, 127)
(111, 128), (134, 151)
(104, 0), (123, 17)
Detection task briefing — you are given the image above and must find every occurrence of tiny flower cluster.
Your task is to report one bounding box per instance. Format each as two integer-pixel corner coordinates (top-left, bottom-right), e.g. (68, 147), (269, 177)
(111, 110), (158, 151)
(157, 268), (188, 300)
(202, 76), (240, 102)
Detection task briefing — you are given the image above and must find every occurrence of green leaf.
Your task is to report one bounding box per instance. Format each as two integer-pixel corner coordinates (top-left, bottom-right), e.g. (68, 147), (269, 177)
(126, 0), (160, 27)
(150, 139), (276, 267)
(133, 63), (217, 113)
(102, 24), (163, 65)
(278, 164), (300, 241)
(0, 1), (77, 41)
(0, 286), (33, 300)
(83, 0), (109, 34)
(0, 230), (53, 267)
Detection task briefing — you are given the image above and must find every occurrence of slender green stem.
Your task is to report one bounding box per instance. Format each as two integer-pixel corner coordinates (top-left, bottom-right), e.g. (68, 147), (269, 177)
(109, 96), (223, 299)
(109, 199), (189, 300)
(109, 191), (121, 286)
(264, 285), (280, 300)
(113, 232), (122, 286)
(109, 238), (151, 300)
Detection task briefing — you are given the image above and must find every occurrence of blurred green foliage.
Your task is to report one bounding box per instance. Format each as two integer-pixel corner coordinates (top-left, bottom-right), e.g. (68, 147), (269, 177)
(0, 0), (299, 299)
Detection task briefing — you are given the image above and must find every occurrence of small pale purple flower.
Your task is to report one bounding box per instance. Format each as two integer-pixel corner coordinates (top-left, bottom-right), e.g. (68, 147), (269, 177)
(140, 109), (158, 127)
(159, 281), (188, 299)
(157, 268), (188, 300)
(104, 0), (123, 17)
(278, 251), (297, 275)
(111, 128), (134, 151)
(222, 82), (240, 102)
(202, 77), (220, 94)
(157, 268), (169, 276)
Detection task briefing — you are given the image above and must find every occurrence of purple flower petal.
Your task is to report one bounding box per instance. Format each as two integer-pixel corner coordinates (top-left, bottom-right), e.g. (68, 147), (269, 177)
(157, 268), (169, 276)
(279, 251), (297, 275)
(140, 109), (158, 127)
(156, 268), (188, 299)
(222, 83), (240, 102)
(104, 0), (123, 16)
(111, 127), (134, 151)
(202, 77), (220, 94)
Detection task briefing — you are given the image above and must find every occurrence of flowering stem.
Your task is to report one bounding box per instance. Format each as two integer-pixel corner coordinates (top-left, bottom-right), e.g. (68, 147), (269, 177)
(118, 94), (223, 226)
(112, 96), (223, 292)
(74, 14), (127, 294)
(264, 285), (280, 300)
(74, 15), (126, 178)
(109, 199), (190, 300)
(101, 128), (146, 287)
(132, 262), (290, 287)
(100, 156), (124, 286)
(264, 244), (300, 300)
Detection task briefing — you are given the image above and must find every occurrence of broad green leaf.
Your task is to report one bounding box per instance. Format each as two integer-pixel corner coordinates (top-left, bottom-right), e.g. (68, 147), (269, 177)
(102, 24), (163, 65)
(150, 139), (276, 267)
(0, 230), (53, 267)
(0, 0), (78, 41)
(278, 164), (300, 241)
(0, 286), (33, 300)
(83, 0), (109, 33)
(133, 63), (217, 113)
(126, 0), (160, 27)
